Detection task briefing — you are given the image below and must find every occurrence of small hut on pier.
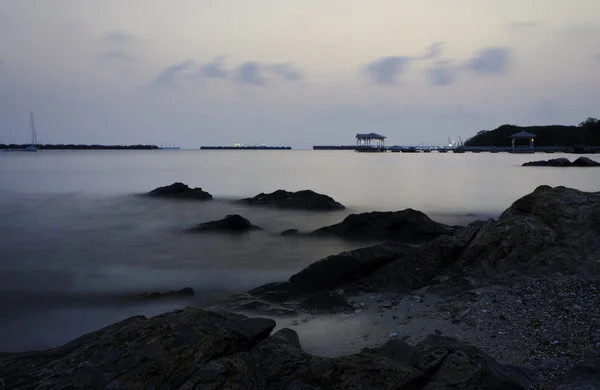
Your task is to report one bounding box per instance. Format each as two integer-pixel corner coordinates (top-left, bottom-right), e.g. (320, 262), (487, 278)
(356, 133), (386, 148)
(510, 131), (536, 151)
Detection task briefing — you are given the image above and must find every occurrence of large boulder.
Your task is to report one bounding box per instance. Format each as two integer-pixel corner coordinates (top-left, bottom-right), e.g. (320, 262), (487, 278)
(452, 185), (600, 278)
(311, 209), (459, 243)
(0, 308), (537, 389)
(147, 182), (213, 200)
(191, 214), (260, 233)
(241, 189), (344, 211)
(557, 349), (600, 389)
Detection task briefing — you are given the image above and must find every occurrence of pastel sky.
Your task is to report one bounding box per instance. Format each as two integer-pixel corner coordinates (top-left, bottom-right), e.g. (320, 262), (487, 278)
(1, 0), (599, 148)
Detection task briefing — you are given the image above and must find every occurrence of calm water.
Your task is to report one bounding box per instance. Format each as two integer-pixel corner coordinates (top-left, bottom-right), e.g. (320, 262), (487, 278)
(1, 150), (599, 352)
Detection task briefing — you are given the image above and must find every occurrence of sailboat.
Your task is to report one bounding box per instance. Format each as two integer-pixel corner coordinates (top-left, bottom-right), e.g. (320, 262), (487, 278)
(25, 112), (39, 152)
(3, 112), (39, 152)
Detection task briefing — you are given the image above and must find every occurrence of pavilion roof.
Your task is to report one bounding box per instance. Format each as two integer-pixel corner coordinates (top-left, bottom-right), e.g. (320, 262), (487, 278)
(510, 131), (536, 138)
(356, 132), (386, 139)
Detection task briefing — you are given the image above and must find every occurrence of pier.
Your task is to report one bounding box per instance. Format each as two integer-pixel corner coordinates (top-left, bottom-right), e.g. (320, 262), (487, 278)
(201, 146), (291, 150)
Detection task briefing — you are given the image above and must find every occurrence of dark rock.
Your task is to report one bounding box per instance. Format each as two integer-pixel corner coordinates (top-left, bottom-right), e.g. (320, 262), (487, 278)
(280, 228), (299, 236)
(250, 242), (411, 301)
(522, 158), (571, 167)
(191, 214), (260, 233)
(453, 186), (600, 277)
(147, 182), (212, 199)
(522, 157), (600, 167)
(572, 156), (600, 167)
(0, 308), (536, 389)
(136, 287), (194, 300)
(354, 220), (484, 293)
(0, 308), (275, 389)
(209, 293), (298, 317)
(557, 349), (600, 389)
(241, 189), (344, 211)
(311, 209), (460, 243)
(300, 291), (353, 313)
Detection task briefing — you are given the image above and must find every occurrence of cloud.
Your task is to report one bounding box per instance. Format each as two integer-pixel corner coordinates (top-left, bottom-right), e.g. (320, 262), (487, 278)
(150, 60), (194, 88)
(201, 57), (228, 79)
(421, 42), (445, 60)
(103, 30), (136, 44)
(364, 56), (410, 85)
(235, 62), (267, 86)
(506, 21), (542, 30)
(100, 49), (138, 61)
(465, 47), (511, 75)
(270, 63), (303, 81)
(426, 61), (458, 86)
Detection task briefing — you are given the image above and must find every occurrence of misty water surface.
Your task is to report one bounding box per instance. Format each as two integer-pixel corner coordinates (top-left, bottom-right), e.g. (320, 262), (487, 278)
(1, 150), (599, 352)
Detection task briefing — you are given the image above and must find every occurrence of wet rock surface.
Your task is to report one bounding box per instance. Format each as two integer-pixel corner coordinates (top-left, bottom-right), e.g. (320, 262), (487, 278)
(147, 182), (213, 199)
(0, 308), (536, 390)
(311, 209), (459, 243)
(522, 157), (600, 167)
(241, 189), (345, 210)
(191, 214), (260, 232)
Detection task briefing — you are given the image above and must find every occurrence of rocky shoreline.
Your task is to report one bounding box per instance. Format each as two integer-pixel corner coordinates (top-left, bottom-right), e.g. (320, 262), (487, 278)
(2, 185), (600, 389)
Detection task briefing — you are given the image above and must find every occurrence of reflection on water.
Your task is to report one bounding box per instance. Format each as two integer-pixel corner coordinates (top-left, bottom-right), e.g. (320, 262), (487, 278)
(0, 150), (599, 352)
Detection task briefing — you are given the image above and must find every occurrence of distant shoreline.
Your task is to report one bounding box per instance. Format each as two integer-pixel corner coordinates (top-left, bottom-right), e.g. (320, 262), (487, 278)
(1, 144), (159, 150)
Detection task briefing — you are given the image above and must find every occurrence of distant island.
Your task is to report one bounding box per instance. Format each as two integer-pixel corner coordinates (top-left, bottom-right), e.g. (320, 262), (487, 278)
(1, 144), (159, 150)
(465, 117), (600, 147)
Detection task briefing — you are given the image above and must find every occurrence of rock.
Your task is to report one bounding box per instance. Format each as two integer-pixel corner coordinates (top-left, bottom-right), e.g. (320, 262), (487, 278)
(300, 291), (353, 313)
(556, 349), (600, 389)
(191, 214), (260, 233)
(0, 309), (536, 389)
(136, 287), (194, 300)
(522, 158), (572, 167)
(311, 209), (460, 243)
(249, 242), (411, 301)
(147, 182), (212, 199)
(241, 189), (344, 211)
(0, 308), (275, 389)
(452, 185), (600, 277)
(280, 228), (299, 236)
(209, 293), (298, 317)
(522, 157), (600, 167)
(572, 156), (600, 167)
(353, 220), (484, 293)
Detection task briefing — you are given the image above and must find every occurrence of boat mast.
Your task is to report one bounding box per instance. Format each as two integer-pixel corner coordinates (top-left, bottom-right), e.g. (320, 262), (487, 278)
(30, 112), (38, 145)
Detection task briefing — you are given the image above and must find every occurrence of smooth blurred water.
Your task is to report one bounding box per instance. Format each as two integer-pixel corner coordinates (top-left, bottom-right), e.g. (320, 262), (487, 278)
(0, 149), (599, 352)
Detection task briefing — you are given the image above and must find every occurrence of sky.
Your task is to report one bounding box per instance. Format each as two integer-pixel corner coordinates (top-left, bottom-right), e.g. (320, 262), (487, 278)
(0, 0), (599, 148)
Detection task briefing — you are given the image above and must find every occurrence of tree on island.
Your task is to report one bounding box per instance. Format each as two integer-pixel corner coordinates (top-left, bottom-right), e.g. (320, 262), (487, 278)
(464, 117), (600, 147)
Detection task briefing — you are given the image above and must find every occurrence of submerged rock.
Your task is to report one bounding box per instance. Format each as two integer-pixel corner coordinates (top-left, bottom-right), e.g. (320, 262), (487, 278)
(311, 209), (459, 243)
(0, 308), (537, 389)
(191, 214), (260, 232)
(280, 228), (299, 236)
(300, 290), (353, 313)
(241, 189), (344, 211)
(522, 157), (600, 167)
(147, 182), (213, 199)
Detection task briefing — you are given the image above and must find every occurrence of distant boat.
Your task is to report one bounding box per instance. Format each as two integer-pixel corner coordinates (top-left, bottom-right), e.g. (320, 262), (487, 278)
(2, 112), (38, 152)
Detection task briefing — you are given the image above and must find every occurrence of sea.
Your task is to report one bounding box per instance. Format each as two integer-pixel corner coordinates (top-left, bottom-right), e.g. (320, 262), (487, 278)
(1, 149), (599, 353)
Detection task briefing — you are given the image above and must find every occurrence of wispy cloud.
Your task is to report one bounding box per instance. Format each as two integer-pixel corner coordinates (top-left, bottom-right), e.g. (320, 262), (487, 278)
(421, 42), (445, 60)
(364, 56), (411, 85)
(103, 30), (136, 44)
(465, 47), (511, 75)
(201, 57), (228, 79)
(270, 63), (303, 81)
(235, 62), (267, 86)
(150, 60), (194, 88)
(426, 61), (458, 86)
(100, 49), (138, 61)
